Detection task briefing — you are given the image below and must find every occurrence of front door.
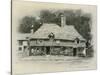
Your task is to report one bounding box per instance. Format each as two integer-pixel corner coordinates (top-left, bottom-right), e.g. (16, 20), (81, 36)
(46, 46), (50, 55)
(73, 48), (77, 56)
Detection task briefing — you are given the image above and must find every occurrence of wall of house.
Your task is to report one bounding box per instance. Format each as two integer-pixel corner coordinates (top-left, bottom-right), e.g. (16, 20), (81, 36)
(17, 39), (86, 57)
(29, 39), (86, 47)
(17, 40), (29, 57)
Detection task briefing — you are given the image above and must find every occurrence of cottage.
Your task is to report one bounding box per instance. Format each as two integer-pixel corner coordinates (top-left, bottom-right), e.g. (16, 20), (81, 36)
(17, 14), (86, 57)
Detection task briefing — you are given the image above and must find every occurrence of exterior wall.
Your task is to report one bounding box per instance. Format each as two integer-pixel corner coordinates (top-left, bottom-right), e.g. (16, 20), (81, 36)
(17, 40), (29, 57)
(29, 46), (45, 56)
(17, 39), (86, 57)
(29, 46), (84, 56)
(50, 47), (73, 56)
(30, 39), (86, 47)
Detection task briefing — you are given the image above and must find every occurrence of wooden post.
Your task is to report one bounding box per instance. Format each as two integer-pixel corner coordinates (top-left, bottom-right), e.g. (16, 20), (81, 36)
(83, 48), (86, 56)
(44, 47), (46, 55)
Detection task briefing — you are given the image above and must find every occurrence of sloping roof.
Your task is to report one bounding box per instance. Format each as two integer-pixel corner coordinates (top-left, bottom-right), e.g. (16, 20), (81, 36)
(60, 25), (85, 40)
(30, 23), (85, 40)
(17, 33), (31, 40)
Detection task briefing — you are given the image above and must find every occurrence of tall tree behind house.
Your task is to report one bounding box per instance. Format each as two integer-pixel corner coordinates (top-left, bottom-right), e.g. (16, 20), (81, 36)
(19, 16), (43, 33)
(39, 10), (91, 40)
(19, 10), (91, 40)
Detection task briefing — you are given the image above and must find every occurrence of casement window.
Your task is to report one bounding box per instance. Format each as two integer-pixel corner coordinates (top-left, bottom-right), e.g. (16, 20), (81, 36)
(19, 41), (23, 45)
(56, 40), (60, 44)
(19, 47), (22, 51)
(23, 41), (27, 46)
(48, 32), (55, 39)
(36, 40), (43, 44)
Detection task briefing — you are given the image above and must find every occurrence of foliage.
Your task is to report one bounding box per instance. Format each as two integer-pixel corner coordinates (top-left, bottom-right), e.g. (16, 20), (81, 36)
(19, 16), (42, 33)
(39, 10), (91, 40)
(19, 9), (91, 40)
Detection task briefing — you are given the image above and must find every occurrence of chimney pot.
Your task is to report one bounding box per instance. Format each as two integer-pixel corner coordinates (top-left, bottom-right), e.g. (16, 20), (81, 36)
(61, 13), (66, 27)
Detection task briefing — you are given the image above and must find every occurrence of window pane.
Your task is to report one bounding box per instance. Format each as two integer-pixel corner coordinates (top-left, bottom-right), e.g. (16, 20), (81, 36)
(19, 47), (22, 51)
(19, 41), (23, 45)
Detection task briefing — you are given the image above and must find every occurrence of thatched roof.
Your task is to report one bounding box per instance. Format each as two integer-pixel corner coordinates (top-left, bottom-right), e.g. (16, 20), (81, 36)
(30, 23), (85, 40)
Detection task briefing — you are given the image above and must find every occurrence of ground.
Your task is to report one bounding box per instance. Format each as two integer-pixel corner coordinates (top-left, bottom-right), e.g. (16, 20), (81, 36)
(14, 55), (96, 74)
(18, 55), (92, 63)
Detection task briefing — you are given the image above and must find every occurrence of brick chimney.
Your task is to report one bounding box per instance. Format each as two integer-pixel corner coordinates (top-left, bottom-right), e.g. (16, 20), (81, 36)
(61, 13), (66, 27)
(30, 25), (34, 34)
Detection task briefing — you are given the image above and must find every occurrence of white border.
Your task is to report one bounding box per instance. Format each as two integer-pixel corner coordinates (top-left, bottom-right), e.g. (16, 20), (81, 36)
(0, 0), (99, 75)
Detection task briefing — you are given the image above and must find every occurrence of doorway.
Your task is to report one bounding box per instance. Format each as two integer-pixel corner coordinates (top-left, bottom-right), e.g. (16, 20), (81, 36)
(73, 48), (77, 56)
(46, 46), (50, 55)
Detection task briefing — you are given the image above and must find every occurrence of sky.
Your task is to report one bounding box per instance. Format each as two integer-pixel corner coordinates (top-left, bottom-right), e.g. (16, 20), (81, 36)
(12, 0), (96, 35)
(12, 0), (96, 19)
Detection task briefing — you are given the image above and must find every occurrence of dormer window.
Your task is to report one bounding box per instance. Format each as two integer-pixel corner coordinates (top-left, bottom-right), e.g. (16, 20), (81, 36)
(74, 37), (80, 44)
(48, 32), (55, 39)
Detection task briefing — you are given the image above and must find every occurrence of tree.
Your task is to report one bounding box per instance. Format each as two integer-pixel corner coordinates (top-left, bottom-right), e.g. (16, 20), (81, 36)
(19, 16), (42, 33)
(19, 9), (91, 40)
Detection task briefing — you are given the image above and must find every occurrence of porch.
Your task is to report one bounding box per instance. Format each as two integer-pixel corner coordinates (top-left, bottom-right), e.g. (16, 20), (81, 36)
(28, 46), (86, 57)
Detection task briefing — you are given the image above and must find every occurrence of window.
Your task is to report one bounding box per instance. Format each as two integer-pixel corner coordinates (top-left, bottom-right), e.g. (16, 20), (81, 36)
(19, 41), (23, 45)
(19, 47), (22, 51)
(48, 32), (55, 39)
(37, 40), (42, 44)
(23, 41), (27, 45)
(24, 46), (27, 50)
